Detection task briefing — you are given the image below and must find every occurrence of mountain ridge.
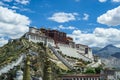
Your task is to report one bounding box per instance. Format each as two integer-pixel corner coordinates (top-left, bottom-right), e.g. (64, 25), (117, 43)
(92, 44), (120, 68)
(92, 44), (120, 58)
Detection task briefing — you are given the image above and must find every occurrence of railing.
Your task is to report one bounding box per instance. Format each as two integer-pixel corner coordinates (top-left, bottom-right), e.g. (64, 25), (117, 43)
(77, 51), (92, 62)
(48, 44), (74, 70)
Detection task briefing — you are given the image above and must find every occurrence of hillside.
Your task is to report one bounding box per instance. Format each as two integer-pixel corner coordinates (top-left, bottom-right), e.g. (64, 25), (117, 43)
(111, 52), (120, 58)
(0, 37), (92, 80)
(94, 44), (120, 68)
(0, 37), (65, 80)
(92, 47), (101, 54)
(96, 44), (120, 58)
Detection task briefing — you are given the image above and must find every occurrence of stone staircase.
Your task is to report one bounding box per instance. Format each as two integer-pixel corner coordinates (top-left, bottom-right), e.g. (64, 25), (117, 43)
(48, 44), (74, 70)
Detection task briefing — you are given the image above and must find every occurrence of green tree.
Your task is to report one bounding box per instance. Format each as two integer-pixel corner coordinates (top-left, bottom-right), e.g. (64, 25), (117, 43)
(95, 66), (103, 74)
(84, 68), (95, 74)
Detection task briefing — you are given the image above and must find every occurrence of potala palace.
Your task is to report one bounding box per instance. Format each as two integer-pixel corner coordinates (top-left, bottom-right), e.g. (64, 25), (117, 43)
(25, 27), (101, 68)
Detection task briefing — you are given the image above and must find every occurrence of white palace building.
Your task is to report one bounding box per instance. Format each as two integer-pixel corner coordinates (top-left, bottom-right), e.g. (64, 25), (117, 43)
(25, 27), (101, 68)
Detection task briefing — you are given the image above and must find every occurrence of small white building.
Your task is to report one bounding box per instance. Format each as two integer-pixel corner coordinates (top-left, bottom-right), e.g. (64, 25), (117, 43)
(76, 44), (93, 61)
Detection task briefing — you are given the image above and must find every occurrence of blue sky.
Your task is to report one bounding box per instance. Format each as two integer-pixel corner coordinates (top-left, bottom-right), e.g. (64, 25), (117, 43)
(1, 0), (120, 47)
(25, 0), (120, 30)
(22, 0), (119, 30)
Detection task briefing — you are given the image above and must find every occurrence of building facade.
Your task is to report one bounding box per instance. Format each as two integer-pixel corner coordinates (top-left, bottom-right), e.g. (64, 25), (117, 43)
(103, 69), (120, 80)
(25, 27), (101, 67)
(60, 74), (105, 80)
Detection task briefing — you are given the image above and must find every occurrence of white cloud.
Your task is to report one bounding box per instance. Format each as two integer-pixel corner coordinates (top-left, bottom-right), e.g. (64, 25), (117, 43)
(75, 0), (80, 2)
(15, 0), (30, 5)
(98, 0), (107, 2)
(112, 0), (120, 2)
(0, 1), (5, 6)
(68, 26), (76, 30)
(72, 30), (81, 35)
(83, 13), (89, 20)
(11, 6), (33, 12)
(3, 0), (12, 2)
(97, 6), (120, 26)
(0, 7), (30, 25)
(54, 25), (77, 30)
(68, 28), (120, 47)
(0, 0), (31, 12)
(73, 12), (79, 16)
(0, 6), (30, 46)
(0, 1), (9, 6)
(48, 12), (78, 23)
(11, 6), (19, 9)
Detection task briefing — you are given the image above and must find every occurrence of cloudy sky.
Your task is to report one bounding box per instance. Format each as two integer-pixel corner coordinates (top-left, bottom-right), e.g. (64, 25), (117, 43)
(0, 0), (120, 47)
